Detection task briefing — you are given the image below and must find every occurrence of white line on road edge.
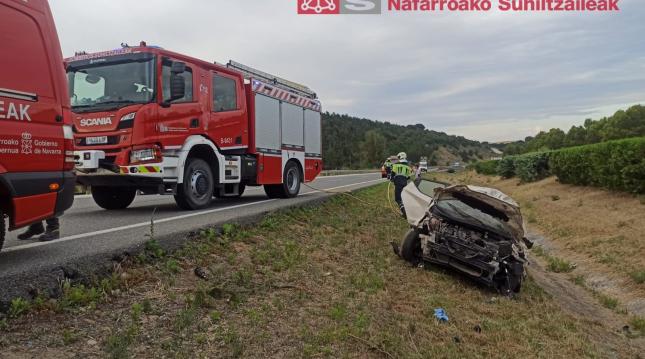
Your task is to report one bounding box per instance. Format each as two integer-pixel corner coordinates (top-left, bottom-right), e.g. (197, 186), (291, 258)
(72, 173), (379, 198)
(318, 172), (380, 178)
(4, 179), (384, 253)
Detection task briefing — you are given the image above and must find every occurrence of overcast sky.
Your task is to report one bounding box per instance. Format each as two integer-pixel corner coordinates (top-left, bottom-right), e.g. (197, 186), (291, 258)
(50, 0), (645, 142)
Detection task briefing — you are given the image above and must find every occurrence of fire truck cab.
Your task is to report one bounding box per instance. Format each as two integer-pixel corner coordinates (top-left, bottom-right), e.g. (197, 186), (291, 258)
(0, 0), (75, 251)
(68, 45), (322, 210)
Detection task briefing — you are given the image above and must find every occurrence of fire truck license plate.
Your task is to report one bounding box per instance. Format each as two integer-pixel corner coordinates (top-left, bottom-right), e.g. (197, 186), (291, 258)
(86, 136), (108, 145)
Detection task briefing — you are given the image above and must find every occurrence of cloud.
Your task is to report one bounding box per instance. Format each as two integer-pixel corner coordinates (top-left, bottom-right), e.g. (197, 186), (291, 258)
(50, 0), (645, 142)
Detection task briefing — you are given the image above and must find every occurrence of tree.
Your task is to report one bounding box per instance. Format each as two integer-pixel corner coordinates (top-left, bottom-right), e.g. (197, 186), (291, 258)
(361, 130), (386, 168)
(320, 112), (494, 169)
(565, 125), (587, 147)
(509, 104), (645, 155)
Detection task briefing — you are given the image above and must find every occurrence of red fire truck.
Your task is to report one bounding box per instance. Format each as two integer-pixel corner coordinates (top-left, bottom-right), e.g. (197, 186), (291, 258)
(67, 45), (323, 210)
(0, 0), (75, 250)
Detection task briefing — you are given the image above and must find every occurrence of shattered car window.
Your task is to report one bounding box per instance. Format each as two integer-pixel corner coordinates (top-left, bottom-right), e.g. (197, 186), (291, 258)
(432, 198), (514, 239)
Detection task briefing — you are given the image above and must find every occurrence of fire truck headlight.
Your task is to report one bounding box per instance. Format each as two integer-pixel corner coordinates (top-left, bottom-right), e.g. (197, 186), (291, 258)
(118, 112), (136, 129)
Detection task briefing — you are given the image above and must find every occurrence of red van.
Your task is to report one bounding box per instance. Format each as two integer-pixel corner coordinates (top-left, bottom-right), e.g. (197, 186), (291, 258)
(0, 0), (75, 251)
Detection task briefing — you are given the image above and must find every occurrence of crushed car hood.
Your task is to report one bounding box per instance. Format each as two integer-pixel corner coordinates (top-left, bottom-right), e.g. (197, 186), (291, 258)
(435, 185), (524, 239)
(403, 182), (525, 239)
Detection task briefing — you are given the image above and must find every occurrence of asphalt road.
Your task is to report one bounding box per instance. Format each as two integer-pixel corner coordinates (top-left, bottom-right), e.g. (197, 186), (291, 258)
(0, 173), (384, 280)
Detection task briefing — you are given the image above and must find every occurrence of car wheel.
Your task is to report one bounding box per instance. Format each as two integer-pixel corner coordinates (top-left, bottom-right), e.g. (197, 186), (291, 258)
(92, 186), (137, 210)
(400, 229), (422, 263)
(495, 260), (525, 296)
(174, 158), (214, 210)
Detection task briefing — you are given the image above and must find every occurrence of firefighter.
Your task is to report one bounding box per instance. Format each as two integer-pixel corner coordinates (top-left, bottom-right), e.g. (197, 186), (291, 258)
(384, 158), (393, 179)
(17, 217), (60, 242)
(391, 152), (412, 218)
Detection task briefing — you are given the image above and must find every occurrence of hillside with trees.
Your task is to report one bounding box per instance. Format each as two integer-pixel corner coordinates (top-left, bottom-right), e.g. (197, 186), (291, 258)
(501, 105), (645, 155)
(321, 112), (495, 169)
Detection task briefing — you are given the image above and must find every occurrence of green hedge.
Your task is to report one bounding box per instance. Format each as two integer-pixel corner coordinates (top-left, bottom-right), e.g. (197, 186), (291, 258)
(472, 160), (500, 176)
(473, 137), (645, 194)
(470, 137), (645, 194)
(514, 152), (551, 183)
(497, 157), (516, 178)
(550, 137), (645, 194)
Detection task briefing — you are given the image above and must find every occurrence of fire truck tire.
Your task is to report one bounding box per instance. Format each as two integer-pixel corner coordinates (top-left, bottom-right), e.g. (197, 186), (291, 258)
(0, 209), (5, 252)
(92, 187), (137, 210)
(263, 185), (282, 199)
(236, 183), (246, 197)
(174, 158), (214, 210)
(264, 161), (301, 199)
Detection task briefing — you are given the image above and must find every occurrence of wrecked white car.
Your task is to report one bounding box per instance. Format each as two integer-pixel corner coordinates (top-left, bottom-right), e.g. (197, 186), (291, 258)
(395, 179), (531, 295)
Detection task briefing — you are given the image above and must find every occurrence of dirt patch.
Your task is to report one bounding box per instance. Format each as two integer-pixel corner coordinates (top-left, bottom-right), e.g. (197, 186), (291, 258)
(527, 244), (645, 356)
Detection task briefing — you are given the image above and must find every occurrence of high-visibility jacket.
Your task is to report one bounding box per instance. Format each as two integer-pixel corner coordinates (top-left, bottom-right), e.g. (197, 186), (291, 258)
(392, 161), (412, 178)
(384, 160), (393, 169)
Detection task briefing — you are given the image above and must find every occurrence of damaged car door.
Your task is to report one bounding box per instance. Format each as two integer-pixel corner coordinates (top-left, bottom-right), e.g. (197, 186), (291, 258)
(397, 180), (529, 296)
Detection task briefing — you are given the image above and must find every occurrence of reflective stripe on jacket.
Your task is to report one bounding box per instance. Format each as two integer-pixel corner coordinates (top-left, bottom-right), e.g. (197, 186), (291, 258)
(392, 161), (412, 178)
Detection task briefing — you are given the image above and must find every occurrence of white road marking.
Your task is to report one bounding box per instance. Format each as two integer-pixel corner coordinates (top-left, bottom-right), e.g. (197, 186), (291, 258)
(71, 173), (378, 199)
(4, 179), (384, 253)
(317, 172), (380, 178)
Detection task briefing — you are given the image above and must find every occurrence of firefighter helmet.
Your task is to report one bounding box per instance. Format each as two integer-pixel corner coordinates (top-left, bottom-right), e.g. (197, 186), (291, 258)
(397, 152), (407, 160)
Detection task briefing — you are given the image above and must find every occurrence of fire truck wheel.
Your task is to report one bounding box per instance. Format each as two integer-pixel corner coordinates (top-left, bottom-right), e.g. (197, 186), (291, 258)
(92, 187), (137, 210)
(264, 161), (301, 199)
(263, 185), (282, 199)
(283, 162), (302, 198)
(175, 158), (214, 210)
(237, 183), (246, 197)
(0, 209), (5, 252)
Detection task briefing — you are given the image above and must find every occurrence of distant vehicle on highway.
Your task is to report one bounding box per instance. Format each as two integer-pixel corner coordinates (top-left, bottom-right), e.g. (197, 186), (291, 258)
(419, 157), (428, 172)
(381, 156), (398, 178)
(0, 0), (75, 251)
(67, 47), (322, 210)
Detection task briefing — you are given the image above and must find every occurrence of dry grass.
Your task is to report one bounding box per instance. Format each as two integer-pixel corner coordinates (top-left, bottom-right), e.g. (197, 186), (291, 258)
(429, 172), (645, 316)
(0, 184), (641, 357)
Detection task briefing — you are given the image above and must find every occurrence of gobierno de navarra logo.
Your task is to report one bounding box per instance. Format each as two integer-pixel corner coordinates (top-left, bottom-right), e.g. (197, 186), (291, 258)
(297, 0), (620, 14)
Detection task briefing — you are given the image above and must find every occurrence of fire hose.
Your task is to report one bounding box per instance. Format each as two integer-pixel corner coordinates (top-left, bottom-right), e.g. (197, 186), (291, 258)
(300, 181), (402, 216)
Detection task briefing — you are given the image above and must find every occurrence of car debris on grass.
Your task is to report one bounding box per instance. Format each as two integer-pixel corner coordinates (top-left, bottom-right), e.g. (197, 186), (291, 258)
(395, 179), (532, 295)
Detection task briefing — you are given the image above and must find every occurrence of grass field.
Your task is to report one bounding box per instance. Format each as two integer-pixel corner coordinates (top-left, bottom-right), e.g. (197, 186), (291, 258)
(1, 184), (642, 358)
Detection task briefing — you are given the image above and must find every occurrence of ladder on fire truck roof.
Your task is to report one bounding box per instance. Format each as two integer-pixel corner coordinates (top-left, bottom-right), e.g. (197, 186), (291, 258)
(226, 60), (317, 99)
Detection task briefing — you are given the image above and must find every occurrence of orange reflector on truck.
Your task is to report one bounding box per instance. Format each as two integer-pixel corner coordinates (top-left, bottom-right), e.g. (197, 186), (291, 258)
(49, 183), (60, 191)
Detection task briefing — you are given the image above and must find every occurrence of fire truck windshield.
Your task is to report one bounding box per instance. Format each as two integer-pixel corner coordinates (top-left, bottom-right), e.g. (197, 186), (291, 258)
(67, 57), (155, 113)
